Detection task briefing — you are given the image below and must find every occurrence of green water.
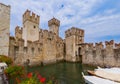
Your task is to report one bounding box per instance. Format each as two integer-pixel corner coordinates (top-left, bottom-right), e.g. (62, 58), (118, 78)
(28, 62), (96, 84)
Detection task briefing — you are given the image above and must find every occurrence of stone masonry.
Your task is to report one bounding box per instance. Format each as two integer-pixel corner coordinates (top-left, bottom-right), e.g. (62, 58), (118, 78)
(80, 40), (120, 67)
(9, 10), (64, 65)
(65, 27), (84, 62)
(0, 3), (10, 56)
(0, 3), (120, 67)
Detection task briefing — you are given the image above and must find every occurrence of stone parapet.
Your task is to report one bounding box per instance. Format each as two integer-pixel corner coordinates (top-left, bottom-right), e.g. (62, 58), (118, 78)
(23, 10), (40, 24)
(48, 17), (60, 27)
(65, 27), (84, 38)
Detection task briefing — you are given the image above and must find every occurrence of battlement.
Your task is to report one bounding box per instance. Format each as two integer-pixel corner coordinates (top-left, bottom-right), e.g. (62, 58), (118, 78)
(115, 43), (120, 48)
(95, 42), (104, 49)
(15, 26), (22, 39)
(41, 29), (56, 35)
(83, 40), (120, 50)
(65, 27), (84, 38)
(48, 17), (60, 27)
(23, 10), (40, 24)
(0, 3), (10, 11)
(85, 43), (94, 47)
(15, 26), (22, 33)
(105, 40), (114, 47)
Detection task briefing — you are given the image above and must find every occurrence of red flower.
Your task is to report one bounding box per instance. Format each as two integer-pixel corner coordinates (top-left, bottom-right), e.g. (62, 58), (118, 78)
(40, 77), (46, 83)
(27, 72), (32, 78)
(37, 74), (42, 79)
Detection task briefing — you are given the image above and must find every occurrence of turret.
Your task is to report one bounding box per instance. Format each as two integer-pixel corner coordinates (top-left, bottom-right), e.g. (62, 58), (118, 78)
(23, 10), (40, 24)
(65, 27), (84, 62)
(48, 17), (60, 36)
(65, 27), (84, 43)
(22, 10), (40, 46)
(15, 26), (22, 39)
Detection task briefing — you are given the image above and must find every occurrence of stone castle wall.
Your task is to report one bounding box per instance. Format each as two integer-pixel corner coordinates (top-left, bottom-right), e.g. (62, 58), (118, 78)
(65, 27), (84, 62)
(81, 40), (120, 67)
(22, 10), (40, 46)
(9, 25), (64, 65)
(0, 3), (10, 56)
(8, 9), (64, 65)
(0, 3), (120, 67)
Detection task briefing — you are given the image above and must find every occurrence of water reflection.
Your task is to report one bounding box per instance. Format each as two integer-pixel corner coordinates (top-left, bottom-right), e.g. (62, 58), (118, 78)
(29, 62), (96, 84)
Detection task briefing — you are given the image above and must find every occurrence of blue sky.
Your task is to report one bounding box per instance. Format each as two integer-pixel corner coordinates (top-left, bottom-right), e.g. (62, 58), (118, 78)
(0, 0), (120, 43)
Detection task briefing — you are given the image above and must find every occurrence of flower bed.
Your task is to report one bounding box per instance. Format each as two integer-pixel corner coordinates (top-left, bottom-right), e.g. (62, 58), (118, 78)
(1, 55), (55, 84)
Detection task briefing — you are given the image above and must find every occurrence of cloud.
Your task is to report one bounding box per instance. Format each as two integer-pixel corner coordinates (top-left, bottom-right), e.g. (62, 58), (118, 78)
(0, 0), (120, 43)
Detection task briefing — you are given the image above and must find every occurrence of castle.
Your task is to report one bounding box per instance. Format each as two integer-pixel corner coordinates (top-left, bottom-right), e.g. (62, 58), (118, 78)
(0, 3), (120, 67)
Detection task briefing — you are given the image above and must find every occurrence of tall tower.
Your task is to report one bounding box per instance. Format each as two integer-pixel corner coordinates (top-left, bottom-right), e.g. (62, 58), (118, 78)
(0, 3), (10, 56)
(65, 27), (84, 62)
(48, 17), (60, 36)
(22, 10), (40, 46)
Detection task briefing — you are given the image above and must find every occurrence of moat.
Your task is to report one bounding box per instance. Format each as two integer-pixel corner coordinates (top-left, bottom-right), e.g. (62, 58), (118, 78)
(28, 62), (96, 84)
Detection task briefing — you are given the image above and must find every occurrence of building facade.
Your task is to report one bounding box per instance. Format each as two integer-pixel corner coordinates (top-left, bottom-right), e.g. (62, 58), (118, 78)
(0, 3), (120, 67)
(9, 10), (65, 65)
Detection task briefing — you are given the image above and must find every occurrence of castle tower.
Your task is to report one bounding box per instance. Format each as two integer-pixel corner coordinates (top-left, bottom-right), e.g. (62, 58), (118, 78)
(48, 17), (60, 36)
(15, 26), (22, 39)
(65, 27), (84, 62)
(0, 3), (10, 56)
(22, 10), (40, 46)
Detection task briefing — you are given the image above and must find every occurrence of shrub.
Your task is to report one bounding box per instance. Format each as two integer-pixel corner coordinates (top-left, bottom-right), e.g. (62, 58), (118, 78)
(4, 65), (25, 78)
(0, 55), (13, 65)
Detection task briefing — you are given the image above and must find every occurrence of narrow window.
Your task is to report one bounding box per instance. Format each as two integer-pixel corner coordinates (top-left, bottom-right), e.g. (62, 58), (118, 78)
(78, 47), (81, 56)
(32, 48), (34, 56)
(14, 46), (19, 60)
(34, 25), (36, 29)
(24, 47), (27, 53)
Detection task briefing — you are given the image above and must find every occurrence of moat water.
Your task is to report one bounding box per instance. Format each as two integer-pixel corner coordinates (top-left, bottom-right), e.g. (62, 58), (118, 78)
(28, 62), (96, 84)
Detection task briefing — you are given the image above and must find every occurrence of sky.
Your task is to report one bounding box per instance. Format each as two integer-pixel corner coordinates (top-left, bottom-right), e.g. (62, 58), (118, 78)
(0, 0), (120, 43)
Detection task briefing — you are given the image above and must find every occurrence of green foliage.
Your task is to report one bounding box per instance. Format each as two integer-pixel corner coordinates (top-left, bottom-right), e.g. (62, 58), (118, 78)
(20, 77), (42, 84)
(0, 55), (13, 65)
(46, 80), (53, 84)
(4, 65), (25, 78)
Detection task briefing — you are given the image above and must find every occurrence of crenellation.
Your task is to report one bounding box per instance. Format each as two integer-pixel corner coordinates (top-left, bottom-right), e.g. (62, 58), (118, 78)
(23, 10), (40, 24)
(48, 17), (60, 36)
(95, 42), (104, 49)
(65, 27), (84, 38)
(82, 40), (120, 67)
(87, 43), (94, 48)
(48, 17), (60, 27)
(105, 40), (114, 47)
(15, 26), (22, 39)
(115, 43), (120, 49)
